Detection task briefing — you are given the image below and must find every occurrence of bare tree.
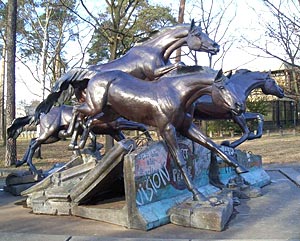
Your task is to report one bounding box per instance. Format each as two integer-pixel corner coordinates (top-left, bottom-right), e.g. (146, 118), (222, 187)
(62, 0), (175, 151)
(17, 0), (81, 99)
(185, 0), (237, 69)
(5, 0), (17, 166)
(0, 2), (6, 142)
(175, 0), (185, 63)
(246, 0), (300, 94)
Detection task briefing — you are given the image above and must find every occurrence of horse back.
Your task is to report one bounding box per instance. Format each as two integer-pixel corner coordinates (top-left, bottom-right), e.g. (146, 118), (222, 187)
(89, 47), (164, 81)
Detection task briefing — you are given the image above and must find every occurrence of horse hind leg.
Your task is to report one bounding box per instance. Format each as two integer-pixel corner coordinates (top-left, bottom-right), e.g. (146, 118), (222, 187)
(114, 118), (153, 140)
(25, 138), (42, 179)
(161, 124), (207, 202)
(87, 131), (97, 152)
(15, 138), (36, 167)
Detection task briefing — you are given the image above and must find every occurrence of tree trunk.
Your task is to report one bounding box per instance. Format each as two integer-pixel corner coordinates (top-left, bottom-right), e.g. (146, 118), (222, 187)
(175, 0), (185, 63)
(0, 42), (6, 144)
(5, 0), (17, 166)
(40, 4), (51, 99)
(291, 67), (299, 95)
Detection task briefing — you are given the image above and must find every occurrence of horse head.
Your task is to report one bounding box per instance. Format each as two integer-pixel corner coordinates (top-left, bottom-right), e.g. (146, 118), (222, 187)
(261, 72), (285, 98)
(187, 19), (220, 55)
(211, 69), (245, 116)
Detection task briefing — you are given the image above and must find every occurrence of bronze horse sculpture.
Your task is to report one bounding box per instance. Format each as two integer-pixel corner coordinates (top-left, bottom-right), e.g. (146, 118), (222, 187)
(35, 20), (220, 116)
(63, 66), (247, 201)
(7, 105), (152, 176)
(194, 69), (284, 147)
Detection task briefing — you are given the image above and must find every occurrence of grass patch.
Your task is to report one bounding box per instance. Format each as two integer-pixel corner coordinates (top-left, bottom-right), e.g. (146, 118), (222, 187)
(0, 131), (299, 170)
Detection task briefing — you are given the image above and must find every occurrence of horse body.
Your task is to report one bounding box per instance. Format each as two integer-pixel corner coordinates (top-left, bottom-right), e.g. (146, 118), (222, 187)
(194, 69), (284, 147)
(8, 105), (151, 176)
(72, 66), (247, 201)
(77, 68), (217, 126)
(36, 21), (220, 116)
(89, 24), (219, 81)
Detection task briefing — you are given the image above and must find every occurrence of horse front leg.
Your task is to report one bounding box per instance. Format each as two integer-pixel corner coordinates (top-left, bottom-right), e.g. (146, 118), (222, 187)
(244, 112), (264, 140)
(154, 62), (183, 78)
(59, 111), (79, 138)
(161, 124), (207, 202)
(226, 114), (251, 148)
(68, 121), (81, 150)
(185, 123), (248, 174)
(78, 115), (99, 149)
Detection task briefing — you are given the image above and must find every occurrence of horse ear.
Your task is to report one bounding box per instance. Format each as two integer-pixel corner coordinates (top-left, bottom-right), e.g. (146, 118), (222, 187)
(268, 69), (272, 77)
(215, 69), (224, 82)
(198, 21), (202, 29)
(226, 70), (233, 79)
(190, 19), (195, 31)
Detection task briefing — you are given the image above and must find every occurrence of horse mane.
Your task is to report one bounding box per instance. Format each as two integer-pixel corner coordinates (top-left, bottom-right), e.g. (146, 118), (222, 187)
(137, 24), (188, 44)
(235, 69), (251, 74)
(176, 65), (204, 74)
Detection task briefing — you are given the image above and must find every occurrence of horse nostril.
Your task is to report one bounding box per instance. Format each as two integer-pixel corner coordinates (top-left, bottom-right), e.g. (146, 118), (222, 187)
(213, 43), (220, 50)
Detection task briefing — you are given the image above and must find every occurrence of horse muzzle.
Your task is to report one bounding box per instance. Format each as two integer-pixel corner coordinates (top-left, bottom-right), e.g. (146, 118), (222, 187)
(208, 43), (220, 55)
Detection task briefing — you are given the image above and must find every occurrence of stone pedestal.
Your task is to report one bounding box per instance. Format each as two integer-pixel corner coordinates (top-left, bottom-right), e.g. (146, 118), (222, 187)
(18, 137), (270, 231)
(169, 192), (233, 231)
(4, 170), (43, 196)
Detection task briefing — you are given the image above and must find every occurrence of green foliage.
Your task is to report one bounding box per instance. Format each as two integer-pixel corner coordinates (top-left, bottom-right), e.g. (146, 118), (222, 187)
(206, 119), (240, 136)
(246, 92), (270, 116)
(87, 0), (176, 64)
(16, 0), (80, 94)
(206, 91), (271, 136)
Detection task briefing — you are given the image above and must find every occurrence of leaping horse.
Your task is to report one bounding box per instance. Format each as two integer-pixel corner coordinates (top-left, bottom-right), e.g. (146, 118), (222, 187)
(35, 20), (220, 116)
(64, 66), (247, 201)
(194, 69), (284, 147)
(7, 105), (152, 176)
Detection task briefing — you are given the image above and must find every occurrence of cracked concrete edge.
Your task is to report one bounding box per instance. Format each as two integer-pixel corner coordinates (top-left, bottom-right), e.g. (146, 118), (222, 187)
(0, 234), (294, 241)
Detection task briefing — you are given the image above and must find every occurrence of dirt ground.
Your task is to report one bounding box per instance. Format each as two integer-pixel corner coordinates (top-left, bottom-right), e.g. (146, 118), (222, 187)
(216, 130), (300, 164)
(0, 130), (300, 169)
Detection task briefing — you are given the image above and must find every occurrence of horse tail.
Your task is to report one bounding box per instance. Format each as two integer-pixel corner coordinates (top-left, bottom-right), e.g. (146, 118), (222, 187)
(34, 68), (97, 119)
(7, 115), (35, 139)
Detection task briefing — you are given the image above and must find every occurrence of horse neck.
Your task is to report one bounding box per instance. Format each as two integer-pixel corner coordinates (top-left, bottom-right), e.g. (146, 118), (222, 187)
(169, 73), (214, 106)
(145, 25), (189, 61)
(232, 76), (266, 100)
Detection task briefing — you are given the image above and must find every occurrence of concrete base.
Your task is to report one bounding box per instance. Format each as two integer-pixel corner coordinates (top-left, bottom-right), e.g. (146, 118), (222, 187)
(169, 192), (233, 231)
(4, 171), (43, 196)
(4, 182), (37, 196)
(17, 138), (270, 231)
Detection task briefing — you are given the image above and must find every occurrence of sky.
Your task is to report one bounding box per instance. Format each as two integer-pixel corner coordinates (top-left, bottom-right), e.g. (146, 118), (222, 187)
(15, 0), (285, 104)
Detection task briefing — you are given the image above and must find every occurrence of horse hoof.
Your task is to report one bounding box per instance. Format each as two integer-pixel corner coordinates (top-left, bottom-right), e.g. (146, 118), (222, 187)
(15, 161), (23, 167)
(235, 165), (248, 174)
(68, 144), (80, 150)
(193, 192), (207, 202)
(221, 140), (230, 146)
(68, 144), (76, 150)
(59, 131), (70, 138)
(33, 173), (44, 181)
